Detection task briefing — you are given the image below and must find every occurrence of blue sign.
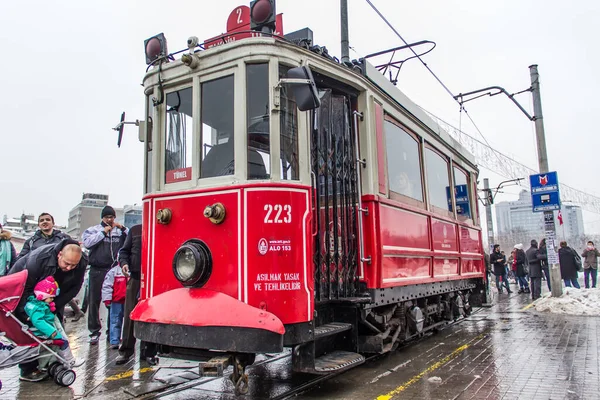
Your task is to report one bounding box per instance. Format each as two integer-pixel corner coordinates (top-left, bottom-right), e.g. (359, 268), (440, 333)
(446, 184), (471, 217)
(530, 171), (561, 212)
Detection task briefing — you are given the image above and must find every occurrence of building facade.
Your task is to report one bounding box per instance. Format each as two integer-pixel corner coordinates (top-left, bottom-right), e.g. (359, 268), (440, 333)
(494, 190), (584, 248)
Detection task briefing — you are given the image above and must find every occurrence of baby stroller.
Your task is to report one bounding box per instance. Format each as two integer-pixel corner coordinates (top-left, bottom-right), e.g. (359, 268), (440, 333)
(0, 270), (76, 388)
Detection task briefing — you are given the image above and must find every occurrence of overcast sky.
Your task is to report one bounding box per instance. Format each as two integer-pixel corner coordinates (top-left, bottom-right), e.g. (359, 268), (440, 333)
(1, 0), (599, 232)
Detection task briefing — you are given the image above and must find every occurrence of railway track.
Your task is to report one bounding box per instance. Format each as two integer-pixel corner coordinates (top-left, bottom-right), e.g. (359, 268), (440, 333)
(140, 307), (483, 399)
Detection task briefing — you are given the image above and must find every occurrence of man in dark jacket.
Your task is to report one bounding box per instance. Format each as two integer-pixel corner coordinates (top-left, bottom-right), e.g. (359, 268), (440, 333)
(539, 239), (551, 291)
(15, 213), (84, 321)
(82, 206), (128, 344)
(513, 244), (530, 294)
(490, 244), (512, 294)
(115, 224), (157, 365)
(16, 213), (70, 260)
(526, 239), (544, 300)
(8, 239), (87, 381)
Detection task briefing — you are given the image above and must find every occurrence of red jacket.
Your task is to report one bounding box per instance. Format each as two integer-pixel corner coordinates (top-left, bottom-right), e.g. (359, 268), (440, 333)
(101, 265), (127, 304)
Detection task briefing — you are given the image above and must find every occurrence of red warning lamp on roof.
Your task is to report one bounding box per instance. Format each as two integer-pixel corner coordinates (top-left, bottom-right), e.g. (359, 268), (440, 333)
(250, 0), (276, 33)
(144, 33), (168, 65)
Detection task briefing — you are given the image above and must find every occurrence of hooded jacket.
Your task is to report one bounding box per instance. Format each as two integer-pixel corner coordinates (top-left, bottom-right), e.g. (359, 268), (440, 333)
(101, 265), (127, 304)
(118, 224), (141, 279)
(0, 230), (17, 275)
(559, 246), (579, 280)
(8, 238), (87, 321)
(17, 229), (71, 261)
(82, 223), (127, 269)
(24, 296), (63, 339)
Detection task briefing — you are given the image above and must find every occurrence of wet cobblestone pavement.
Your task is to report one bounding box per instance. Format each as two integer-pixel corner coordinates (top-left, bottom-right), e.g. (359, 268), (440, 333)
(3, 281), (600, 399)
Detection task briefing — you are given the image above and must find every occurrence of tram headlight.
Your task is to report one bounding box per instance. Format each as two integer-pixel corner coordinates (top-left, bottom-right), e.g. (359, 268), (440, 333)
(172, 240), (212, 287)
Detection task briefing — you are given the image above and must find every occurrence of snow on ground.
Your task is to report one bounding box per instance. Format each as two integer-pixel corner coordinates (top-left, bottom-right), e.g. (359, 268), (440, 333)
(533, 288), (600, 316)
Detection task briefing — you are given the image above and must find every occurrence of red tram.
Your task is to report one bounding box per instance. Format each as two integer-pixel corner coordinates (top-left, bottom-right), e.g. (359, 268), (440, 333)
(125, 1), (486, 394)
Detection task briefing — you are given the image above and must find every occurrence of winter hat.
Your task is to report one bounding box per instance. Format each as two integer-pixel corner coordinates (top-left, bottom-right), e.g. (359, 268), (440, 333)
(101, 206), (116, 218)
(34, 276), (59, 312)
(514, 243), (523, 250)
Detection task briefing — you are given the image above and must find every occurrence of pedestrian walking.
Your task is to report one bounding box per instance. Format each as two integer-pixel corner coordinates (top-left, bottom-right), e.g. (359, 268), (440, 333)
(115, 224), (157, 366)
(8, 239), (87, 382)
(82, 206), (128, 345)
(102, 263), (127, 349)
(0, 223), (17, 275)
(538, 239), (551, 291)
(581, 241), (600, 289)
(558, 241), (581, 288)
(15, 213), (84, 321)
(513, 244), (530, 294)
(490, 245), (512, 294)
(526, 240), (544, 300)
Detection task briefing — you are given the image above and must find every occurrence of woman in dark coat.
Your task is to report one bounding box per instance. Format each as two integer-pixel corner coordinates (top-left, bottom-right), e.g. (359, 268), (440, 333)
(513, 244), (530, 294)
(558, 241), (580, 288)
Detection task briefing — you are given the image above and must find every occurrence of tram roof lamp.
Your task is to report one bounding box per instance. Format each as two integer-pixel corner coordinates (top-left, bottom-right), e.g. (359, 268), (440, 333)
(144, 33), (168, 65)
(250, 0), (276, 33)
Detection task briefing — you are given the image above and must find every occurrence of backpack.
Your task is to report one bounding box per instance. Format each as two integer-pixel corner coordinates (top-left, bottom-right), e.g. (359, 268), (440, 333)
(573, 251), (583, 272)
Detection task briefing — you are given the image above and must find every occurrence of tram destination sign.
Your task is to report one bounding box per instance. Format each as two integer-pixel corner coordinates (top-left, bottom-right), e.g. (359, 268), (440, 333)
(530, 171), (561, 212)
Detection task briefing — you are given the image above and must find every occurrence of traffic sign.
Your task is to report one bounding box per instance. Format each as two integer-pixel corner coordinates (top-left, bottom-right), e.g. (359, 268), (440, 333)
(530, 171), (561, 212)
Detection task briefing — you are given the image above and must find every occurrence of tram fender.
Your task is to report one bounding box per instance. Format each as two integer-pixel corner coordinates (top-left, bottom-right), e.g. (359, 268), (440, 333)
(131, 288), (285, 353)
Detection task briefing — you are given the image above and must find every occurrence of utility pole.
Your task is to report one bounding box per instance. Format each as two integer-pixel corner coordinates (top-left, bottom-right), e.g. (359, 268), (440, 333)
(340, 0), (350, 64)
(530, 64), (563, 297)
(483, 178), (495, 252)
(483, 178), (494, 305)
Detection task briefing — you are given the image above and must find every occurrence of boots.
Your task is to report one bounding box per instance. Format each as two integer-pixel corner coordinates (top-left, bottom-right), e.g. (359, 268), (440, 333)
(57, 346), (85, 368)
(524, 287), (531, 294)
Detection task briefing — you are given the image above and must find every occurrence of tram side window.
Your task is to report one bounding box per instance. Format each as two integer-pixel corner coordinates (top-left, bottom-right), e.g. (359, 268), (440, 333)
(384, 120), (423, 202)
(165, 87), (193, 183)
(247, 63), (270, 180)
(200, 75), (235, 178)
(453, 167), (472, 221)
(279, 65), (299, 180)
(425, 148), (451, 214)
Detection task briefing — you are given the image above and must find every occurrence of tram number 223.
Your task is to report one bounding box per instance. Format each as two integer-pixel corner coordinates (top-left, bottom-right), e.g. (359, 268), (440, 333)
(264, 204), (292, 224)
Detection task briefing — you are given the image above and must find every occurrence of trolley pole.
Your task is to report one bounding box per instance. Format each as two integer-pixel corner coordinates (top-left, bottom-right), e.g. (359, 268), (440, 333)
(529, 64), (563, 297)
(340, 0), (350, 64)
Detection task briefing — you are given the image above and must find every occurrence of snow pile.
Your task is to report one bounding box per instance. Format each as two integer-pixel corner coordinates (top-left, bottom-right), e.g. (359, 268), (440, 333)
(427, 376), (443, 383)
(533, 288), (600, 316)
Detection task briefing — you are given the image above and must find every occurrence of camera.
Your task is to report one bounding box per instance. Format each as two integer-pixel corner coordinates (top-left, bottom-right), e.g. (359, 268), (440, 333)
(187, 36), (199, 50)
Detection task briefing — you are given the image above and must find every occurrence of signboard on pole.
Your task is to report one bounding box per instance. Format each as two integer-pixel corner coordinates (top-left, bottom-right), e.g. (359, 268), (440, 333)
(530, 171), (561, 212)
(446, 184), (471, 217)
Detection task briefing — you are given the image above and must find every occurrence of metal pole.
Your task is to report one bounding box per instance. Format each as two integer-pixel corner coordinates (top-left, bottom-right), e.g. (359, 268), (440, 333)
(530, 64), (563, 297)
(483, 178), (494, 304)
(484, 178), (495, 250)
(340, 0), (350, 64)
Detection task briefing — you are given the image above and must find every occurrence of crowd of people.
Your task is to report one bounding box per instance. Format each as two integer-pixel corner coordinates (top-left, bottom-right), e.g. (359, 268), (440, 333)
(0, 206), (153, 383)
(488, 239), (599, 300)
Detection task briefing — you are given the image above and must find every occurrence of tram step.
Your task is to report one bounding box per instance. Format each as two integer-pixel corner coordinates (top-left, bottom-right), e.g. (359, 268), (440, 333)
(314, 322), (353, 340)
(314, 350), (365, 373)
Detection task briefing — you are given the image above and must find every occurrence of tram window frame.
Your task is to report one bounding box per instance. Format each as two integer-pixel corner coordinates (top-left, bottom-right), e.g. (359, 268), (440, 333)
(144, 94), (154, 194)
(384, 116), (425, 209)
(163, 85), (194, 186)
(246, 63), (271, 180)
(424, 145), (453, 218)
(279, 64), (300, 181)
(453, 166), (473, 224)
(199, 74), (236, 179)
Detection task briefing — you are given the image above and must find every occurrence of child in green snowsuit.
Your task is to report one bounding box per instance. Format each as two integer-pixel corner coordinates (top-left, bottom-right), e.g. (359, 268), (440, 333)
(24, 276), (83, 367)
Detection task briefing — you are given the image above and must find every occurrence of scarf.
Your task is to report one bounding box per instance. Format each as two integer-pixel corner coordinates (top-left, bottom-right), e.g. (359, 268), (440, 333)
(0, 240), (11, 276)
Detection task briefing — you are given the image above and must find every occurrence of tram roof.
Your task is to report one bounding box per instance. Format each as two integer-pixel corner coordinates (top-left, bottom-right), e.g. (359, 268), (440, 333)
(143, 37), (477, 168)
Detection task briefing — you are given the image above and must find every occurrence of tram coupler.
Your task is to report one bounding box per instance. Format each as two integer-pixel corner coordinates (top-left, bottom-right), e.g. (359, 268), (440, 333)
(199, 355), (231, 377)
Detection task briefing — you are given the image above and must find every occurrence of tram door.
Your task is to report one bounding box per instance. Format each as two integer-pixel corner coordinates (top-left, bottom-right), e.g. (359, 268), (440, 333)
(311, 90), (360, 302)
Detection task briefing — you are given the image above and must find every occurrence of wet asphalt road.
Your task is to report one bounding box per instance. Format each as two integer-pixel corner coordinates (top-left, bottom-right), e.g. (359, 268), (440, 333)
(3, 280), (599, 399)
